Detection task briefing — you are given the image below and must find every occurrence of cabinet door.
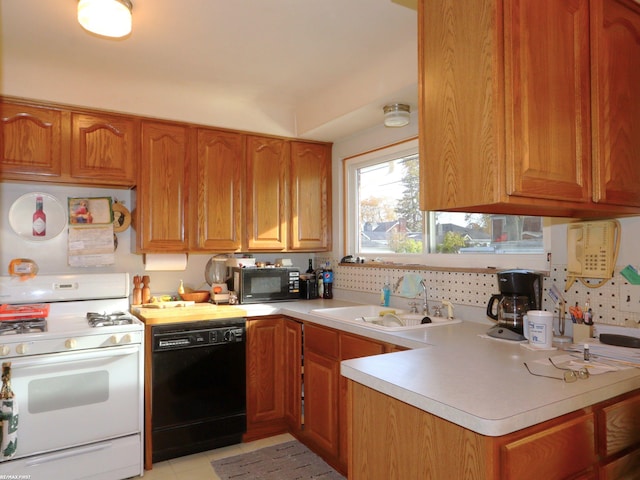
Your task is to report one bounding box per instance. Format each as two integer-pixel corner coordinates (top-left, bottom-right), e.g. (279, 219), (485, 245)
(192, 128), (244, 251)
(304, 324), (340, 459)
(70, 112), (136, 186)
(339, 333), (385, 471)
(245, 135), (288, 251)
(591, 0), (640, 207)
(245, 317), (286, 440)
(289, 141), (331, 251)
(504, 0), (591, 203)
(284, 319), (303, 433)
(304, 350), (339, 458)
(1, 103), (63, 178)
(138, 121), (189, 252)
(419, 0), (504, 211)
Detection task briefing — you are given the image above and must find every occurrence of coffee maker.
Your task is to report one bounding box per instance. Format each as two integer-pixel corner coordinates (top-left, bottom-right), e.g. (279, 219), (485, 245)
(486, 269), (543, 341)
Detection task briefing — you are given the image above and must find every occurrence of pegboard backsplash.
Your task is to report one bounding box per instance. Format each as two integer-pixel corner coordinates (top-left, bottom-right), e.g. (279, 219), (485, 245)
(318, 258), (640, 329)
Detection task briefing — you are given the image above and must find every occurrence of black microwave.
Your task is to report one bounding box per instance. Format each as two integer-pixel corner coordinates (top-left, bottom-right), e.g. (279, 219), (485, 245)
(230, 267), (300, 304)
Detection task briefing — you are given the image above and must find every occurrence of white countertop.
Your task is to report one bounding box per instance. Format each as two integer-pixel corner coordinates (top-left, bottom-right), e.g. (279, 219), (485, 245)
(259, 299), (640, 438)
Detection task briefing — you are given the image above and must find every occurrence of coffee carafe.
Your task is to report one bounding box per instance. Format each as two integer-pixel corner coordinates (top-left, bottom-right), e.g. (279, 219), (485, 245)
(486, 269), (543, 341)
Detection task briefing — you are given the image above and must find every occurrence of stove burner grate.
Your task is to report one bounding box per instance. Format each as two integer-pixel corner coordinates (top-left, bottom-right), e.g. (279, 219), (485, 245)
(87, 311), (136, 327)
(0, 318), (47, 335)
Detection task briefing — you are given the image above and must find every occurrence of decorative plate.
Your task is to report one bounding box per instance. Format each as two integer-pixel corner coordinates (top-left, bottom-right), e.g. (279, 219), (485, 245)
(112, 201), (131, 233)
(8, 192), (67, 241)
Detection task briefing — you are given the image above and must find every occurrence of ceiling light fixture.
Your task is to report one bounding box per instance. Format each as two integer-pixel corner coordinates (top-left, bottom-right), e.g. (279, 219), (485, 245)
(383, 103), (411, 127)
(78, 0), (133, 38)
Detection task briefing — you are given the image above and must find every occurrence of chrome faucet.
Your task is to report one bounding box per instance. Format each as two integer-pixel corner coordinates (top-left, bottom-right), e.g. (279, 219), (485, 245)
(419, 278), (429, 315)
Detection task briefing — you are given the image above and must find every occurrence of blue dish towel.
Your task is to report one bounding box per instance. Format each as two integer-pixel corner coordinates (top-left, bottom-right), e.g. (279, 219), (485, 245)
(398, 273), (423, 298)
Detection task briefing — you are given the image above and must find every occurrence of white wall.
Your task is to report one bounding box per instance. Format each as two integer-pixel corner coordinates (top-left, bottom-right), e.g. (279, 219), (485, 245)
(0, 182), (315, 297)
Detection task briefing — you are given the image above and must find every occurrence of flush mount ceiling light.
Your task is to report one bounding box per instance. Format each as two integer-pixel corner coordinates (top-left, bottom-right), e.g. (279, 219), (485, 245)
(383, 103), (411, 127)
(78, 0), (133, 38)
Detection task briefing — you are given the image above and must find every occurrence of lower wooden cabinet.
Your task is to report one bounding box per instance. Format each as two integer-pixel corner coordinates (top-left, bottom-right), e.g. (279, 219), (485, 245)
(246, 319), (400, 475)
(599, 448), (640, 480)
(338, 333), (386, 470)
(283, 318), (303, 432)
(302, 323), (340, 461)
(501, 414), (596, 480)
(349, 382), (640, 480)
(302, 323), (391, 474)
(247, 319), (640, 478)
(245, 316), (302, 441)
(597, 391), (640, 477)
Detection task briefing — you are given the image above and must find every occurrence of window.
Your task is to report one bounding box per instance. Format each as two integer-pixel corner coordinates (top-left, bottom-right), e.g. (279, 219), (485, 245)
(343, 139), (550, 270)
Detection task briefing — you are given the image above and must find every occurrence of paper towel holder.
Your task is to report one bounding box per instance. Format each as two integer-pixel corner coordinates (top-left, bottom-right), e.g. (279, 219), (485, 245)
(143, 253), (189, 271)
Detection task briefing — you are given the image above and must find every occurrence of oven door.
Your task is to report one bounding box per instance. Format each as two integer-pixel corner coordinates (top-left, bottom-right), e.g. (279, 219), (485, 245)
(2, 344), (142, 461)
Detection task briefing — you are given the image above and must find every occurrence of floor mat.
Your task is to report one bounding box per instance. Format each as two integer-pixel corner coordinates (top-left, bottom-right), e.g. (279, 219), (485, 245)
(211, 440), (345, 480)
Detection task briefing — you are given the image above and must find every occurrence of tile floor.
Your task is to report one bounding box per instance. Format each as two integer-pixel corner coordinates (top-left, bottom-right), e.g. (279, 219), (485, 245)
(134, 433), (295, 480)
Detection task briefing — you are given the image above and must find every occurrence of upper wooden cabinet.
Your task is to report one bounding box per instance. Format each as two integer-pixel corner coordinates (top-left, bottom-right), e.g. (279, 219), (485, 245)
(245, 135), (289, 251)
(419, 0), (640, 218)
(191, 128), (244, 251)
(244, 136), (333, 252)
(70, 112), (136, 185)
(289, 141), (332, 251)
(2, 97), (332, 253)
(137, 121), (189, 252)
(1, 102), (63, 178)
(1, 99), (136, 187)
(591, 0), (640, 207)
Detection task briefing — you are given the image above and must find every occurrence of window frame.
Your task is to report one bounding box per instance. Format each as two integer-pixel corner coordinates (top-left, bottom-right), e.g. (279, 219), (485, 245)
(343, 139), (552, 271)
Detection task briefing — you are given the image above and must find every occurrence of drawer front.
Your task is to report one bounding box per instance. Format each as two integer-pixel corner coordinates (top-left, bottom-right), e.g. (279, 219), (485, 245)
(304, 323), (339, 359)
(340, 332), (385, 360)
(502, 413), (595, 480)
(600, 394), (640, 457)
(599, 447), (640, 480)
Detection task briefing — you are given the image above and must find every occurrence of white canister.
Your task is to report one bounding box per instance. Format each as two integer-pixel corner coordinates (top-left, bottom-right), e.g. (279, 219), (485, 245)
(523, 310), (554, 349)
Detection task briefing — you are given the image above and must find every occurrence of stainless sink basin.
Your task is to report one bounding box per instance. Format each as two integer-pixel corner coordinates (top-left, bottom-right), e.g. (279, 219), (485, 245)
(309, 305), (461, 331)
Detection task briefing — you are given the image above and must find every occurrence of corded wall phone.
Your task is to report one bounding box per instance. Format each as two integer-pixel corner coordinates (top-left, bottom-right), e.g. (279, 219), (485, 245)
(565, 219), (621, 291)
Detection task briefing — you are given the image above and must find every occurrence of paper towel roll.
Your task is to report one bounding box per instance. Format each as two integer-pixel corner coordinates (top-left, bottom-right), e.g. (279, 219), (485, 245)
(144, 253), (188, 271)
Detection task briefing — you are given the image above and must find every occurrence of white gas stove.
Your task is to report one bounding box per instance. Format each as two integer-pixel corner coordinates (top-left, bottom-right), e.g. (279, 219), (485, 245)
(0, 273), (143, 356)
(0, 273), (144, 480)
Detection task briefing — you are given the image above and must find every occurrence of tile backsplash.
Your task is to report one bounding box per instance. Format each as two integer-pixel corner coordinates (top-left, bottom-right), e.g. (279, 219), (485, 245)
(321, 259), (640, 329)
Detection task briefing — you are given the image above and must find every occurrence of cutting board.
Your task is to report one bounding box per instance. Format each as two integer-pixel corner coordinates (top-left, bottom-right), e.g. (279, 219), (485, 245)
(133, 303), (248, 325)
(139, 301), (195, 308)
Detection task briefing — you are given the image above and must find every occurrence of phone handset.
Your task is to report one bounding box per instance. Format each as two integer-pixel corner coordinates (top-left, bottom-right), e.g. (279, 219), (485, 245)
(565, 219), (621, 292)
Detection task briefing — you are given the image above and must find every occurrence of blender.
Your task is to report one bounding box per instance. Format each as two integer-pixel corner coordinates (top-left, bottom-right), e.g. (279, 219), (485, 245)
(205, 255), (231, 304)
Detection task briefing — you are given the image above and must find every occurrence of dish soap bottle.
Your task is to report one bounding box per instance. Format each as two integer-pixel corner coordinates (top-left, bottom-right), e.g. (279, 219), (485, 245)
(381, 278), (391, 307)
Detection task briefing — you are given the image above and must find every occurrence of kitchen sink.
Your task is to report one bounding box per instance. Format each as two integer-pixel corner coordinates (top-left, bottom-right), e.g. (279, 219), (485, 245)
(309, 305), (461, 331)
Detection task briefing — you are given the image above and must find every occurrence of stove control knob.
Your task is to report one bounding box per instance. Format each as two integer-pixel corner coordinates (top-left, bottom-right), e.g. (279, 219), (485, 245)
(109, 335), (119, 345)
(65, 338), (77, 349)
(16, 343), (29, 355)
(0, 346), (10, 356)
(121, 334), (132, 344)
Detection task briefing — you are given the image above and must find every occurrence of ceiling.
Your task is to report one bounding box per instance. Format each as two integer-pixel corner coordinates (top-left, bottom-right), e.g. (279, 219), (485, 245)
(0, 0), (418, 142)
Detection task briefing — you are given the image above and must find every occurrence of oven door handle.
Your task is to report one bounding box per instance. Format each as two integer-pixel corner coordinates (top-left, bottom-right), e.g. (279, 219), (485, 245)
(25, 441), (114, 467)
(7, 345), (140, 369)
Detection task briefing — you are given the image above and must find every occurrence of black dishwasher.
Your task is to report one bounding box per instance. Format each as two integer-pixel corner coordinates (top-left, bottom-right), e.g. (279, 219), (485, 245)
(151, 318), (246, 463)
